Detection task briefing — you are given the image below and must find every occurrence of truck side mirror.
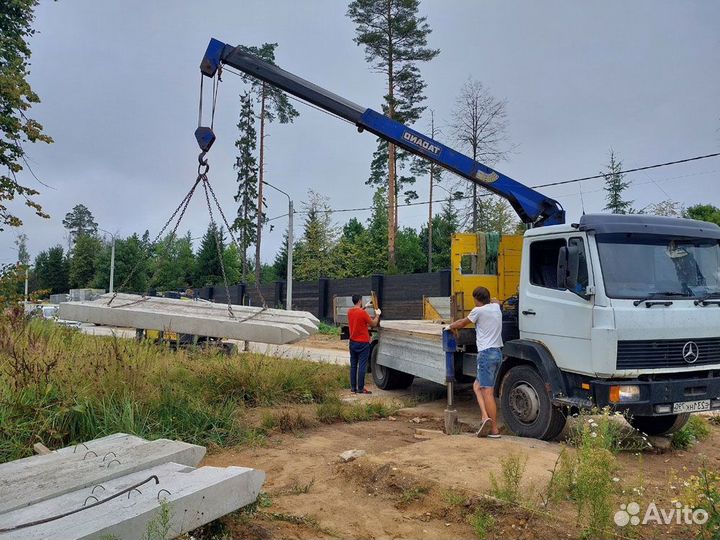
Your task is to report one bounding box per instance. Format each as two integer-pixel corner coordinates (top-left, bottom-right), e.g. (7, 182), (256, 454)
(557, 245), (580, 291)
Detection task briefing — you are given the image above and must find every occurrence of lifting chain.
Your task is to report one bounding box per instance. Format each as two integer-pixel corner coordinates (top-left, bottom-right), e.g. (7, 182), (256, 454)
(108, 68), (268, 315)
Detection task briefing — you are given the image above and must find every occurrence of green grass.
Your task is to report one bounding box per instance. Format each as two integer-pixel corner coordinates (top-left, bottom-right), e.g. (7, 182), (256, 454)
(671, 415), (711, 449)
(399, 485), (430, 504)
(317, 322), (340, 336)
(443, 489), (466, 506)
(0, 317), (350, 463)
(468, 507), (494, 539)
(315, 396), (400, 424)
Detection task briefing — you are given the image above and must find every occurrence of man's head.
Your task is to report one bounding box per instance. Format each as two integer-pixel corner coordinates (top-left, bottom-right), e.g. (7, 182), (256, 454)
(472, 286), (491, 306)
(352, 294), (363, 306)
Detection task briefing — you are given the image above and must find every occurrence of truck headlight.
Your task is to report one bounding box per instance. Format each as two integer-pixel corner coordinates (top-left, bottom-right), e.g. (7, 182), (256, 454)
(609, 385), (640, 403)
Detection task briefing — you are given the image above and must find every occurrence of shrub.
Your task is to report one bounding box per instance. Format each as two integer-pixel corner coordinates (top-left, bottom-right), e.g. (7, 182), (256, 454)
(551, 411), (619, 538)
(671, 415), (711, 450)
(683, 463), (720, 539)
(468, 507), (494, 539)
(489, 452), (527, 503)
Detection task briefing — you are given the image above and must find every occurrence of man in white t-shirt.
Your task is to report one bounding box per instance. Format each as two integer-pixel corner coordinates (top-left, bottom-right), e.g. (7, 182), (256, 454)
(447, 286), (503, 438)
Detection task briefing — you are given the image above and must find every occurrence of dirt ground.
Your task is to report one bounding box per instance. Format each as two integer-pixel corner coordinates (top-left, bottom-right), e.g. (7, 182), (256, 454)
(202, 385), (720, 540)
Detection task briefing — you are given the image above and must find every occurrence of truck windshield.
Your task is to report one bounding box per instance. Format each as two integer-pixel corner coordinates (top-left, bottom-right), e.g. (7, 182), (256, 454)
(596, 233), (720, 299)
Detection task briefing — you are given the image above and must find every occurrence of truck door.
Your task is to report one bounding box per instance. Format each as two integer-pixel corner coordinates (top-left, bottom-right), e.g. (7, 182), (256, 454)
(519, 235), (594, 373)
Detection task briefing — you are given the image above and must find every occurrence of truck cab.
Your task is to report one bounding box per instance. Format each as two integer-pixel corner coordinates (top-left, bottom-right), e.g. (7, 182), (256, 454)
(498, 213), (720, 438)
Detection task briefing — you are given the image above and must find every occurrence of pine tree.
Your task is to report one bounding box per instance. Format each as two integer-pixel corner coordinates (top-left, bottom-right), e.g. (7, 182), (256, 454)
(34, 245), (69, 294)
(602, 150), (633, 214)
(347, 0), (439, 268)
(114, 234), (148, 293)
(238, 43), (299, 285)
(62, 204), (97, 246)
(232, 91), (259, 283)
(69, 234), (101, 288)
(222, 243), (241, 285)
(176, 232), (196, 288)
(195, 223), (226, 287)
(273, 229), (289, 281)
(293, 191), (337, 280)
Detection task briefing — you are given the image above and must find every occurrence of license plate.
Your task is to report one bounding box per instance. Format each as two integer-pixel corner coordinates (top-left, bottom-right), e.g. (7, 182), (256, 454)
(673, 399), (711, 413)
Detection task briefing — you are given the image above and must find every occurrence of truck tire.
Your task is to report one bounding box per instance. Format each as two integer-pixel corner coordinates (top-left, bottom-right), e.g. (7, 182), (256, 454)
(371, 344), (414, 390)
(628, 413), (690, 436)
(500, 365), (564, 440)
(544, 407), (568, 441)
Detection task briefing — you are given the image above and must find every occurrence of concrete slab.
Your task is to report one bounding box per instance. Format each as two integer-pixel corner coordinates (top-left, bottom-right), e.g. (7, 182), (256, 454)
(0, 462), (265, 540)
(0, 433), (145, 478)
(0, 438), (205, 514)
(59, 293), (319, 345)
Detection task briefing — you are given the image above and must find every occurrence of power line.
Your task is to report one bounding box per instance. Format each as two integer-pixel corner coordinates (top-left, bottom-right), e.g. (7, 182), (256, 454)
(532, 152), (720, 188)
(267, 153), (719, 219)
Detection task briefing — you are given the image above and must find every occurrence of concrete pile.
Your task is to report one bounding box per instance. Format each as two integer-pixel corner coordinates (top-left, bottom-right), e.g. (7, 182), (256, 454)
(0, 433), (264, 540)
(59, 293), (319, 345)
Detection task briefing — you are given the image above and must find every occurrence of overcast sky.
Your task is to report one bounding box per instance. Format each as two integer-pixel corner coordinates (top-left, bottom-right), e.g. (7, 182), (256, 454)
(2, 0), (719, 264)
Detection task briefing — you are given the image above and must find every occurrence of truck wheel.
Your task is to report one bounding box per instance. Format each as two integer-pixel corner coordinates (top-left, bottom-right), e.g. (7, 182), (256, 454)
(628, 413), (690, 436)
(544, 407), (567, 440)
(371, 344), (414, 390)
(500, 365), (560, 440)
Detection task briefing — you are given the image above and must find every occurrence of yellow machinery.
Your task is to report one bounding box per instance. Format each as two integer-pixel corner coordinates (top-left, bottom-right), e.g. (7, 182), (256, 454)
(424, 232), (523, 321)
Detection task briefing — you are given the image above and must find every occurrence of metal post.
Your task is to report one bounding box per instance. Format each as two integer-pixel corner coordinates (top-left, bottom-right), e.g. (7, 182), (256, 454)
(24, 266), (29, 306)
(262, 180), (293, 311)
(442, 328), (459, 435)
(99, 228), (118, 294)
(109, 237), (116, 294)
(287, 199), (293, 310)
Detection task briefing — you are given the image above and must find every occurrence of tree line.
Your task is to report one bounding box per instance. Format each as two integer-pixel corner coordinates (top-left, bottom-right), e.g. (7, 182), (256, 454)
(20, 194), (463, 295)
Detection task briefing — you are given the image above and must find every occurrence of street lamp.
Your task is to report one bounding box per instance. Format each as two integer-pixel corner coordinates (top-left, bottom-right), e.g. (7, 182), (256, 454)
(262, 181), (293, 310)
(98, 228), (118, 294)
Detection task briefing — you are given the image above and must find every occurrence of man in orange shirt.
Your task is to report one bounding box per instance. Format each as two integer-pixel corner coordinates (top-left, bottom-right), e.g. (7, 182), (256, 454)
(347, 294), (381, 394)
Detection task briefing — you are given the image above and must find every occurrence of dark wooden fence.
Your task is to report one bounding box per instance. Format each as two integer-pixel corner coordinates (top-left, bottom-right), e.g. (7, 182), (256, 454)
(195, 270), (451, 321)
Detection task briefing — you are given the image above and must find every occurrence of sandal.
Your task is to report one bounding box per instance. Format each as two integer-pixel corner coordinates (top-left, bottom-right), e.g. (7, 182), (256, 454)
(475, 418), (492, 437)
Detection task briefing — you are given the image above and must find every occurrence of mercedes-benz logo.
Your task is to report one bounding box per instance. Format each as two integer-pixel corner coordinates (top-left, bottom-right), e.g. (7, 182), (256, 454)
(682, 341), (700, 364)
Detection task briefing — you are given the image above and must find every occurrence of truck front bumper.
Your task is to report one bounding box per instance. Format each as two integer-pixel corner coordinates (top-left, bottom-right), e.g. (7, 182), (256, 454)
(592, 375), (720, 416)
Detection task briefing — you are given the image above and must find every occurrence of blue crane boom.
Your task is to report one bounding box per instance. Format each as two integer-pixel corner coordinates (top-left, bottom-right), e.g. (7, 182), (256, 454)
(198, 38), (565, 226)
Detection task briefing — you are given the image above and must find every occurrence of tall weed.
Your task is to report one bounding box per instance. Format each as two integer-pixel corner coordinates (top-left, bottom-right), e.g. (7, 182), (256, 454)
(0, 319), (348, 462)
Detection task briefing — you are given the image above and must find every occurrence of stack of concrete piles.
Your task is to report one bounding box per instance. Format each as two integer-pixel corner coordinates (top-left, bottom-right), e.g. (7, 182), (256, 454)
(0, 433), (264, 540)
(59, 293), (319, 345)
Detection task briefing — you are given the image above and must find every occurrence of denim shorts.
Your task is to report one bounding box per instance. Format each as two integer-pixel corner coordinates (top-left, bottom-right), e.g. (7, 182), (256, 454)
(477, 347), (502, 388)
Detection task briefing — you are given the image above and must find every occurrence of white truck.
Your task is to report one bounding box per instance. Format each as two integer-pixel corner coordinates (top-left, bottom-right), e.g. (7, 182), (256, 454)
(198, 38), (720, 439)
(371, 213), (720, 439)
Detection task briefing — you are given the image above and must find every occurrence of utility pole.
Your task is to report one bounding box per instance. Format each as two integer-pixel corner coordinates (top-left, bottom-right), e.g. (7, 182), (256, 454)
(99, 228), (117, 294)
(109, 238), (115, 294)
(287, 199), (293, 310)
(24, 266), (29, 306)
(263, 181), (293, 310)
